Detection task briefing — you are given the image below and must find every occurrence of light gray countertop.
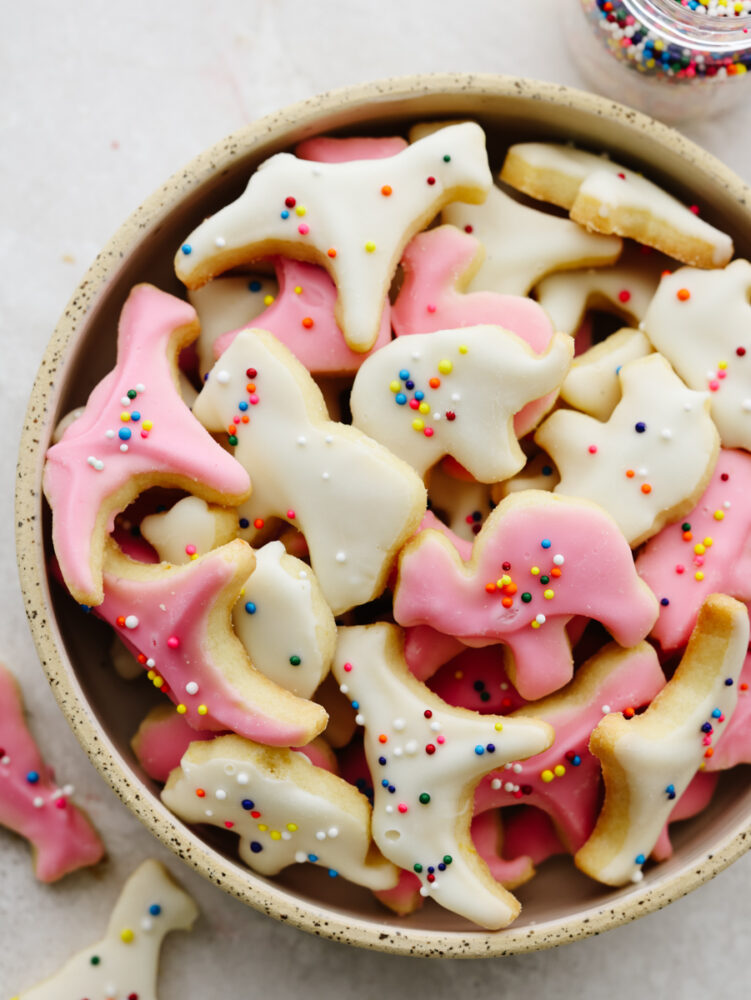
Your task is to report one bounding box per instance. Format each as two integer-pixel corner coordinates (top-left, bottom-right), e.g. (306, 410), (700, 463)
(2, 2), (750, 996)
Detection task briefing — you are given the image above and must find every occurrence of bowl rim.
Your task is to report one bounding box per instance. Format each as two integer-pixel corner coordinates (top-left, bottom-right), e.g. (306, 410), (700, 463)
(15, 71), (751, 958)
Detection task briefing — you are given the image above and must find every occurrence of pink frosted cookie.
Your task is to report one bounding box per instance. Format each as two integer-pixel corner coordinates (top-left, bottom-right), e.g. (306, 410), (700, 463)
(636, 449), (751, 652)
(474, 642), (665, 852)
(651, 771), (719, 861)
(175, 122), (492, 353)
(394, 490), (659, 700)
(94, 538), (327, 746)
(427, 461), (496, 543)
(427, 646), (527, 715)
(501, 806), (566, 871)
(392, 225), (560, 435)
(43, 284), (250, 606)
(213, 257), (392, 375)
(0, 663), (103, 882)
(706, 640), (751, 771)
(295, 135), (408, 162)
(470, 810), (536, 889)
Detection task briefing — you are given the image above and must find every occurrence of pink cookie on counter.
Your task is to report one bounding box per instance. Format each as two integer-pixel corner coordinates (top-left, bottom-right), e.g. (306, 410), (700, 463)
(0, 663), (104, 882)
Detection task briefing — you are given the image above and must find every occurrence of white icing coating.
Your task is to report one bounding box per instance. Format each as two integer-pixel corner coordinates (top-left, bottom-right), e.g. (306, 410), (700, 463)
(188, 273), (278, 378)
(162, 735), (398, 891)
(331, 624), (553, 929)
(175, 123), (493, 352)
(350, 325), (573, 481)
(560, 328), (653, 422)
(232, 541), (335, 699)
(140, 496), (237, 565)
(16, 859), (198, 1000)
(536, 353), (719, 546)
(441, 183), (621, 297)
(192, 329), (426, 615)
(576, 596), (748, 886)
(642, 260), (751, 450)
(427, 462), (496, 542)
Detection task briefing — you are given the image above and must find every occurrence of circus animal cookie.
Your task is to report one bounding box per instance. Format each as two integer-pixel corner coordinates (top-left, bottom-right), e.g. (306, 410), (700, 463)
(533, 247), (665, 338)
(43, 284), (250, 606)
(94, 538), (328, 745)
(560, 328), (652, 422)
(428, 646), (527, 715)
(427, 462), (496, 543)
(13, 859), (198, 1000)
(470, 810), (536, 889)
(350, 325), (573, 481)
(441, 183), (622, 297)
(331, 624), (553, 929)
(395, 490), (659, 700)
(636, 449), (751, 651)
(0, 663), (103, 882)
(231, 541), (335, 699)
(140, 495), (238, 566)
(642, 260), (751, 450)
(192, 329), (426, 615)
(188, 272), (278, 378)
(213, 257), (392, 375)
(391, 225), (560, 435)
(475, 643), (665, 853)
(706, 645), (751, 772)
(493, 451), (559, 500)
(295, 134), (408, 162)
(536, 353), (719, 547)
(651, 770), (720, 862)
(163, 734), (398, 891)
(175, 122), (493, 353)
(500, 142), (733, 269)
(575, 594), (748, 886)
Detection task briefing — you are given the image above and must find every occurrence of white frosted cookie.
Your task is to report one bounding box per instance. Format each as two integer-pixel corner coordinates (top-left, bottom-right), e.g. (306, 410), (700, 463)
(427, 461), (496, 543)
(576, 594), (748, 886)
(140, 495), (238, 565)
(331, 623), (554, 929)
(14, 859), (198, 1000)
(162, 734), (399, 891)
(232, 541), (335, 700)
(175, 122), (493, 353)
(442, 183), (622, 297)
(642, 260), (751, 450)
(560, 327), (653, 421)
(192, 329), (426, 615)
(350, 325), (573, 481)
(533, 246), (666, 337)
(501, 142), (733, 269)
(536, 353), (719, 546)
(188, 273), (278, 378)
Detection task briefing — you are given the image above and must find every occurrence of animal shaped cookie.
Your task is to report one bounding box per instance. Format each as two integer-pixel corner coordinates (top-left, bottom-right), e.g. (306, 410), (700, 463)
(559, 328), (652, 422)
(212, 257), (392, 375)
(391, 224), (560, 435)
(295, 134), (408, 162)
(0, 662), (103, 882)
(575, 594), (748, 886)
(162, 734), (398, 891)
(43, 284), (251, 606)
(500, 142), (733, 268)
(331, 623), (554, 929)
(394, 490), (659, 700)
(493, 451), (559, 501)
(175, 122), (493, 352)
(636, 449), (751, 652)
(94, 538), (328, 745)
(427, 461), (496, 543)
(706, 641), (751, 772)
(13, 859), (198, 1000)
(140, 495), (238, 565)
(441, 184), (622, 296)
(350, 325), (573, 481)
(192, 329), (426, 615)
(642, 260), (751, 450)
(536, 353), (719, 547)
(474, 642), (666, 852)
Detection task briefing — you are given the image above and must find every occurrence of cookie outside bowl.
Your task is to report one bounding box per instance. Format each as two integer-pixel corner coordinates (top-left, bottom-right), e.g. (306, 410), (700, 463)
(15, 73), (751, 957)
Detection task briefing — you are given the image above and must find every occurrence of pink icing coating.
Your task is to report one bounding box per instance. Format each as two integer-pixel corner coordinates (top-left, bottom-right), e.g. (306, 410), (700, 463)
(651, 770), (719, 861)
(706, 643), (751, 771)
(0, 663), (104, 881)
(392, 225), (558, 435)
(474, 643), (665, 851)
(637, 448), (751, 652)
(95, 540), (318, 746)
(374, 868), (423, 916)
(43, 284), (250, 604)
(395, 493), (659, 699)
(213, 257), (392, 374)
(428, 646), (528, 715)
(470, 810), (534, 888)
(294, 135), (408, 163)
(501, 806), (566, 868)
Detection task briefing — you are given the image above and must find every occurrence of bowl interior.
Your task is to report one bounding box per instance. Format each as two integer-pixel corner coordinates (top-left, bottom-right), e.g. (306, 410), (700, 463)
(22, 76), (751, 956)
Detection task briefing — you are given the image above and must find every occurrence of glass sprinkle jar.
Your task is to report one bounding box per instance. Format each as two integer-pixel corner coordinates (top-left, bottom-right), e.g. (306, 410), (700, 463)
(568, 0), (751, 121)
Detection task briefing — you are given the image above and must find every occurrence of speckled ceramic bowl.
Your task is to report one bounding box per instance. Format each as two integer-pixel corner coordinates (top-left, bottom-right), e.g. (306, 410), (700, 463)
(16, 74), (751, 957)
